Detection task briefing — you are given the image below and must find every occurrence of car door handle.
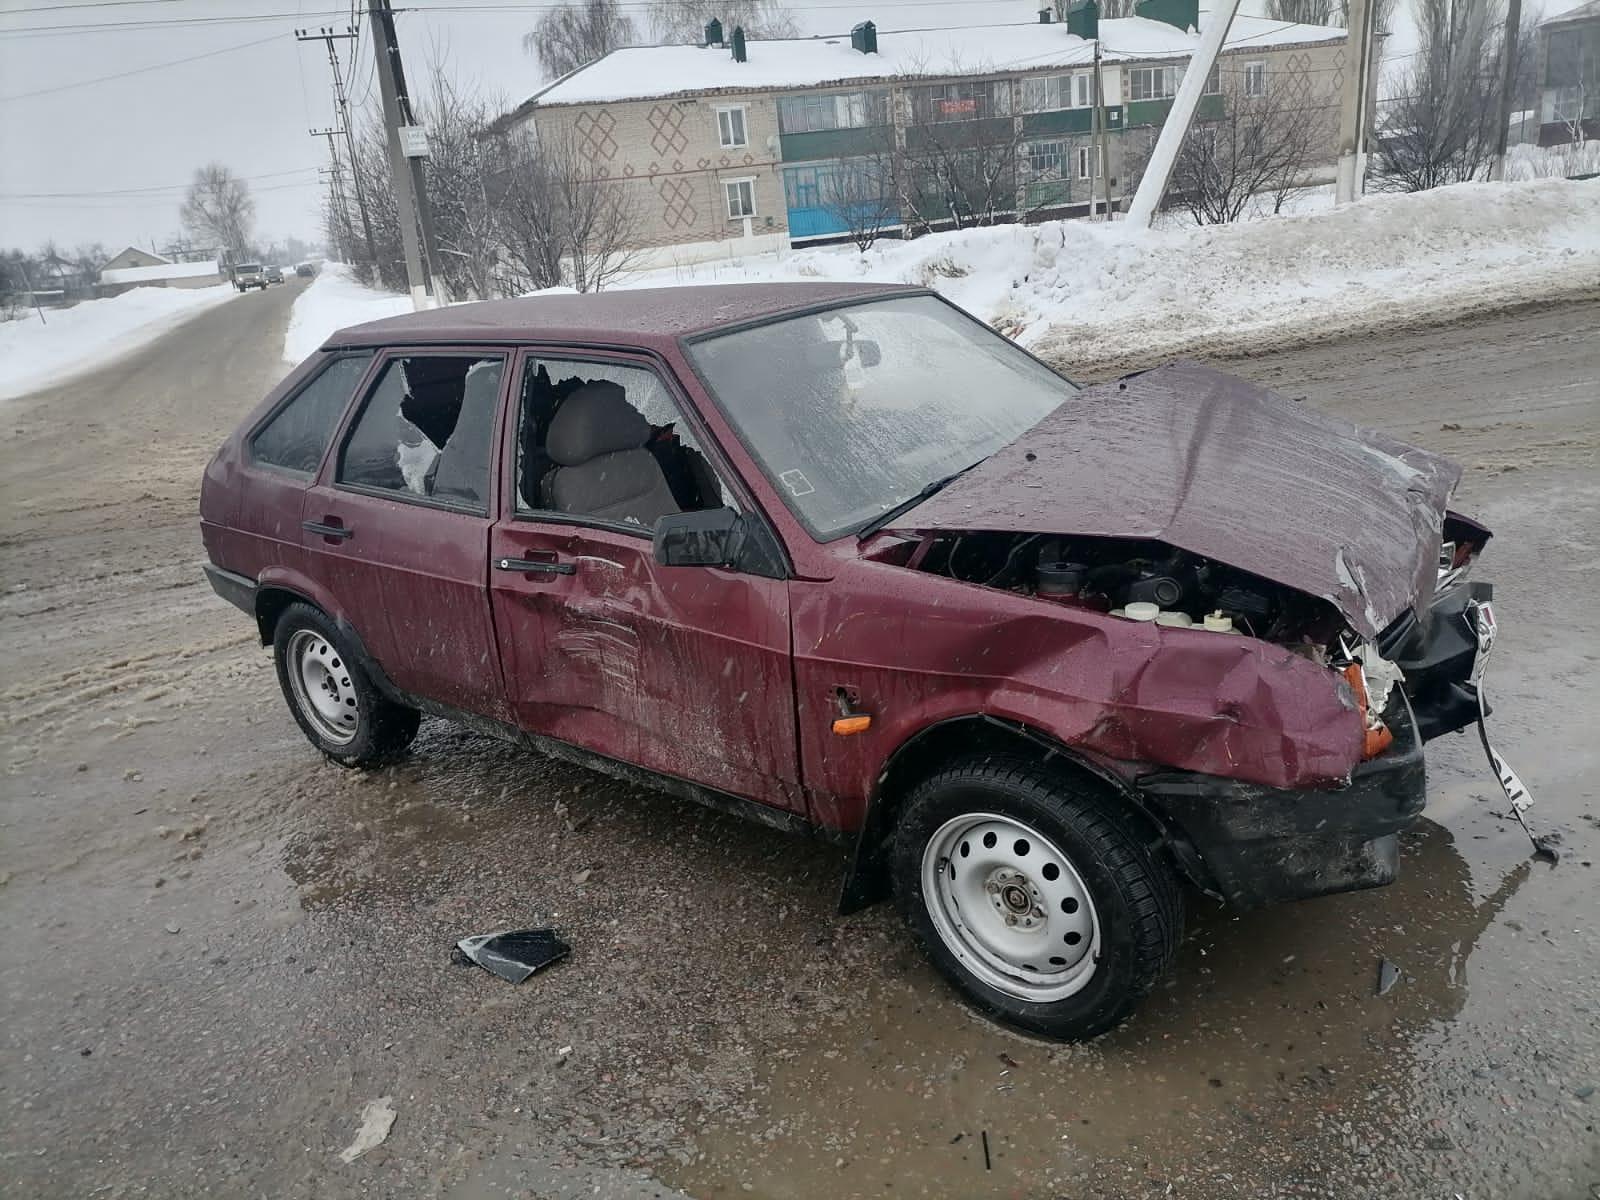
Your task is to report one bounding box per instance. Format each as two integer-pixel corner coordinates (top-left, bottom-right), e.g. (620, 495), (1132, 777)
(496, 556), (575, 575)
(303, 520), (354, 541)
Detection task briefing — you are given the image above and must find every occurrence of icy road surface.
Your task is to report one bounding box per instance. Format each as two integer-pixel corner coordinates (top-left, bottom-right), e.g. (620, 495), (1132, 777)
(0, 284), (1596, 1199)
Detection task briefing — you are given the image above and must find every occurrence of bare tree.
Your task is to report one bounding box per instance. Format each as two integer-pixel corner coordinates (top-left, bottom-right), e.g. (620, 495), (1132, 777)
(180, 164), (255, 258)
(1052, 0), (1137, 19)
(1371, 0), (1533, 191)
(817, 151), (899, 250)
(523, 0), (636, 80)
(647, 0), (797, 42)
(1125, 71), (1331, 223)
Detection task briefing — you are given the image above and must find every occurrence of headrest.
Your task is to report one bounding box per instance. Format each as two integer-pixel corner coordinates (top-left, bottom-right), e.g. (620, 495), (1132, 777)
(546, 381), (651, 467)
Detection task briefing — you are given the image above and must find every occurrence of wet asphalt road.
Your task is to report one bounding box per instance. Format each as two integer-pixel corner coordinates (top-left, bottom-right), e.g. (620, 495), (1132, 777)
(1, 285), (1597, 1200)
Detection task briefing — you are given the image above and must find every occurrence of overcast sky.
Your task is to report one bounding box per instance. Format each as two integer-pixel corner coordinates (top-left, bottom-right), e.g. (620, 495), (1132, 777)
(0, 0), (1583, 257)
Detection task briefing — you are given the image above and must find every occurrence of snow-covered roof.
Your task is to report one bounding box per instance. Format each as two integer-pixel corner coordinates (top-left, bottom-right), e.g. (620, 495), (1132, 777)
(100, 260), (222, 285)
(1539, 0), (1600, 26)
(522, 16), (1346, 108)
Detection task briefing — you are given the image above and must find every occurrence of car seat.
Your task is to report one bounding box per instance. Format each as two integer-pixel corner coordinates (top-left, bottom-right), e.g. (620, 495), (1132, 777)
(541, 381), (682, 529)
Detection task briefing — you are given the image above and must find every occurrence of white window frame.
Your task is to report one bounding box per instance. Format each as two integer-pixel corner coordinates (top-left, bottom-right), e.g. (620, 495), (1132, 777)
(724, 176), (756, 220)
(1243, 61), (1266, 98)
(1023, 72), (1095, 113)
(1075, 146), (1093, 180)
(1203, 62), (1221, 95)
(1025, 138), (1067, 176)
(1130, 65), (1178, 102)
(716, 105), (748, 149)
(1072, 72), (1093, 109)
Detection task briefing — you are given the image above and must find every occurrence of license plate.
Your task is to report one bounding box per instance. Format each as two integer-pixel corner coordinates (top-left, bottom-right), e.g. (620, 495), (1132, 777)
(1476, 683), (1533, 812)
(1468, 600), (1532, 813)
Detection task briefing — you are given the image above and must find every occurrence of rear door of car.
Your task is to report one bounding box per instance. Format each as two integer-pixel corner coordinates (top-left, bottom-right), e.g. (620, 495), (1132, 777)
(487, 347), (802, 811)
(304, 345), (513, 723)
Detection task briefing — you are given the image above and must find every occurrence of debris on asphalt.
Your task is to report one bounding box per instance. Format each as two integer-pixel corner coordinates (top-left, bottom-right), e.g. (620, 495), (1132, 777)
(338, 1095), (395, 1164)
(981, 1130), (991, 1170)
(452, 928), (570, 984)
(572, 868), (593, 885)
(1377, 958), (1402, 996)
(163, 923), (180, 935)
(998, 1052), (1020, 1069)
(1575, 1084), (1595, 1100)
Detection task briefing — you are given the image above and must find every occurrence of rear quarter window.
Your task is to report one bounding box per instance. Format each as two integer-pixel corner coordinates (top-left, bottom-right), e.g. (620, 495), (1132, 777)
(249, 353), (373, 475)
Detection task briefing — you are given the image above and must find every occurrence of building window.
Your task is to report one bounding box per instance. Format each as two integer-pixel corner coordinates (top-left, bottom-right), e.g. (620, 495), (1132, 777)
(1204, 62), (1221, 95)
(1129, 65), (1179, 102)
(725, 177), (756, 219)
(716, 106), (748, 148)
(912, 79), (1012, 123)
(776, 90), (889, 133)
(1243, 61), (1266, 98)
(1242, 122), (1263, 157)
(1021, 72), (1094, 113)
(1025, 138), (1066, 176)
(1075, 146), (1093, 180)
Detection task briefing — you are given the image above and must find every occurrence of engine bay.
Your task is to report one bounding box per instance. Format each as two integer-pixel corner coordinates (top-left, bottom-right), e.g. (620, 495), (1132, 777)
(896, 532), (1349, 650)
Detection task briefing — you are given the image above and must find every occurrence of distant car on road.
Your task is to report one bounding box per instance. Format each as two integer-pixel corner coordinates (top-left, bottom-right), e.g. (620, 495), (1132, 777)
(200, 284), (1513, 1040)
(232, 263), (267, 292)
(295, 262), (316, 278)
(264, 265), (284, 284)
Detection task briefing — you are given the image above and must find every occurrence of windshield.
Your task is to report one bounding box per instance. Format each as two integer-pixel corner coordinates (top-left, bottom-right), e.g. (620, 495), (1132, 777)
(688, 295), (1075, 540)
(237, 263), (261, 272)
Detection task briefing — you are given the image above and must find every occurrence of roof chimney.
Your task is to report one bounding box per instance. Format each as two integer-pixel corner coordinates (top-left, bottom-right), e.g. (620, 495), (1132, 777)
(1066, 0), (1098, 39)
(730, 24), (747, 61)
(850, 20), (878, 53)
(704, 16), (723, 46)
(1133, 0), (1197, 32)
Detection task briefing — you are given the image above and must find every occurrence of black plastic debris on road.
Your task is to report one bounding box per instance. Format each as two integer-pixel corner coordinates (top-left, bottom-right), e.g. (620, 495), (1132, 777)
(453, 929), (570, 984)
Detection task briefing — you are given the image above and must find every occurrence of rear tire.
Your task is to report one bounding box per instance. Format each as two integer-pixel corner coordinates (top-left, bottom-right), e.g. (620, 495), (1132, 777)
(271, 602), (420, 767)
(890, 756), (1182, 1041)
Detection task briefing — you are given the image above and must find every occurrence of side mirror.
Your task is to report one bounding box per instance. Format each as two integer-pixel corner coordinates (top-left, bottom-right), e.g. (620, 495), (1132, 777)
(854, 338), (882, 367)
(654, 507), (743, 568)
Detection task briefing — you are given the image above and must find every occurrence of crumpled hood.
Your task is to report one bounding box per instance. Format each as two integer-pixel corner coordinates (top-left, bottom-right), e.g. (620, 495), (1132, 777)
(900, 361), (1460, 640)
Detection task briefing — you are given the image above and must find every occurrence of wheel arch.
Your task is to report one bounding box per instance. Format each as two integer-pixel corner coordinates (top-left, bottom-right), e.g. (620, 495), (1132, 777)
(838, 713), (1217, 914)
(252, 581), (404, 706)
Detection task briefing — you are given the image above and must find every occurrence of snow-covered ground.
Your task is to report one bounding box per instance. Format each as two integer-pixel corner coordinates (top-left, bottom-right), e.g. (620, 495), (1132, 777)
(623, 177), (1600, 370)
(282, 178), (1599, 374)
(282, 263), (411, 365)
(0, 284), (237, 403)
(1504, 140), (1600, 182)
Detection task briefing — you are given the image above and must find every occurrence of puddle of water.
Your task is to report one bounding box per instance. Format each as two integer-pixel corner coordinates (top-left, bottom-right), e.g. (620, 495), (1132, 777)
(662, 820), (1529, 1199)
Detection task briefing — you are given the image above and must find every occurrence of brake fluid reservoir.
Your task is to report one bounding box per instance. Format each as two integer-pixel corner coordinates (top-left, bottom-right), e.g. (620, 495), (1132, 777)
(1125, 602), (1160, 622)
(1155, 611), (1194, 628)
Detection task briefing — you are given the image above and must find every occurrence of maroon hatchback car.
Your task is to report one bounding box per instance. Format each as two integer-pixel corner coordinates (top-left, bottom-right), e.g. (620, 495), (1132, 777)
(201, 283), (1516, 1039)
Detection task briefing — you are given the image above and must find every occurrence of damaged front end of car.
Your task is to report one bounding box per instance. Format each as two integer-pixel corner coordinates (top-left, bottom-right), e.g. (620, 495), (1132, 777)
(865, 362), (1516, 907)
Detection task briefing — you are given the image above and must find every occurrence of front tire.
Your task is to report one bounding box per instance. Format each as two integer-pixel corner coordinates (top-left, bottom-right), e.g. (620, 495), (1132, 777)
(891, 756), (1182, 1041)
(271, 603), (420, 767)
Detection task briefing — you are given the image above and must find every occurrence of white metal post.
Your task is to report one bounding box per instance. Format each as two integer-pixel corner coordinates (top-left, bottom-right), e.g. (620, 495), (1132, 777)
(1125, 0), (1242, 229)
(1335, 0), (1375, 204)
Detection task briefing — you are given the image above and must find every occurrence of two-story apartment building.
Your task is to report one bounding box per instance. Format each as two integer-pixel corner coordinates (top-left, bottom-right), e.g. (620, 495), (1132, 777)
(1534, 0), (1600, 146)
(494, 0), (1352, 262)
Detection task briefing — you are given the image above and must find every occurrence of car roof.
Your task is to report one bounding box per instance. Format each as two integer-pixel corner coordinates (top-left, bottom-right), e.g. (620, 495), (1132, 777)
(324, 282), (926, 352)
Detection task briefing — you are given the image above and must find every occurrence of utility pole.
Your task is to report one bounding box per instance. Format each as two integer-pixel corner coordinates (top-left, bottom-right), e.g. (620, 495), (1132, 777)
(296, 25), (378, 265)
(1126, 0), (1241, 228)
(1093, 40), (1113, 220)
(313, 129), (352, 261)
(1490, 0), (1524, 181)
(368, 0), (447, 308)
(1335, 0), (1376, 203)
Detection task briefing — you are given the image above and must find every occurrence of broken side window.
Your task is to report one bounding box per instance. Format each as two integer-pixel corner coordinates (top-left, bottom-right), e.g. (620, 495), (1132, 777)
(337, 353), (504, 511)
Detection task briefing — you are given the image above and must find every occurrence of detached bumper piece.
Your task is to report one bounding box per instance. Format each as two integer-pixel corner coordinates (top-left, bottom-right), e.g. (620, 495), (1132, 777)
(1388, 580), (1493, 742)
(1137, 695), (1426, 909)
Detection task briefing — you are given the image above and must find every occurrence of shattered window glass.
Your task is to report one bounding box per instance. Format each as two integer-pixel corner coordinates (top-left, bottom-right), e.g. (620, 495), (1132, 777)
(249, 352), (372, 475)
(689, 295), (1074, 541)
(337, 354), (504, 511)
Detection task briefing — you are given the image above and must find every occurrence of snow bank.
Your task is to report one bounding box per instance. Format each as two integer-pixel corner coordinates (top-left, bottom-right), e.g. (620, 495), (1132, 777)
(0, 284), (236, 403)
(100, 260), (222, 285)
(622, 178), (1600, 372)
(282, 263), (411, 365)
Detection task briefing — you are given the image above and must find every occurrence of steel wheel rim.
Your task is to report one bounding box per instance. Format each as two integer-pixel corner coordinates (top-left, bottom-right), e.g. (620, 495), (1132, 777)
(921, 811), (1102, 1003)
(286, 630), (359, 746)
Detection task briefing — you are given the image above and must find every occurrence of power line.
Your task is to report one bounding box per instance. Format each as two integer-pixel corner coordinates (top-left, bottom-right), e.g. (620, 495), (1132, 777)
(0, 31), (282, 101)
(0, 0), (180, 13)
(0, 7), (351, 37)
(1, 167), (320, 199)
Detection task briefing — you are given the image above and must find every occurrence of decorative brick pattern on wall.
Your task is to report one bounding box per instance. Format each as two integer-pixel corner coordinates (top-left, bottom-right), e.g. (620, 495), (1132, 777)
(647, 104), (690, 156)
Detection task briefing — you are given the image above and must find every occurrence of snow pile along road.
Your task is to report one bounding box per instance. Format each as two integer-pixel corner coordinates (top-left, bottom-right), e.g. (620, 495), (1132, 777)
(282, 262), (411, 365)
(0, 283), (236, 402)
(629, 178), (1600, 372)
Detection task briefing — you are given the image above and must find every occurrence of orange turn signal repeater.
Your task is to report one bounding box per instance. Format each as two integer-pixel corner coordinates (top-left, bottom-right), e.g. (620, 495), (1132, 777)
(831, 688), (872, 736)
(1342, 662), (1395, 760)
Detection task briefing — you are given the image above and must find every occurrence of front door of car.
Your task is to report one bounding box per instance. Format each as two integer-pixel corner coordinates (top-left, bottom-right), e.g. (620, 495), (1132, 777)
(305, 348), (513, 724)
(487, 351), (802, 812)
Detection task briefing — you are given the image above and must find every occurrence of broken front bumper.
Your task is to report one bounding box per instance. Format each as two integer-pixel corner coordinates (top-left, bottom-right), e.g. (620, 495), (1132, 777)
(1135, 693), (1427, 910)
